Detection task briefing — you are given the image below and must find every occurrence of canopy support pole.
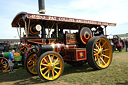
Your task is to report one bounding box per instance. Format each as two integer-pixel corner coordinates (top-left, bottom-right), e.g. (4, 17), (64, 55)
(24, 21), (28, 37)
(104, 26), (107, 35)
(56, 22), (59, 41)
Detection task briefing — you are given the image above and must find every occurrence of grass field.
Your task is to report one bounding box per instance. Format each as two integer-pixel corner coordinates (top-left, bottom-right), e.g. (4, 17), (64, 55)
(0, 50), (128, 85)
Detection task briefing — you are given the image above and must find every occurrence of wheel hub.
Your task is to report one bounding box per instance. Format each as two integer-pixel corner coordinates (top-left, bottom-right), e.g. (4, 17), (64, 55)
(99, 49), (102, 53)
(48, 63), (55, 70)
(98, 48), (103, 56)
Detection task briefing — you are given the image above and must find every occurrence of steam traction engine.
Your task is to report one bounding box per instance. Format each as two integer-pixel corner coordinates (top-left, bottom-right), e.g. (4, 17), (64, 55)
(12, 11), (116, 80)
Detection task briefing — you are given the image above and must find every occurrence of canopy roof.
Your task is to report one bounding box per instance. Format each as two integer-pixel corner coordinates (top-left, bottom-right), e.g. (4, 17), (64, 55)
(12, 12), (116, 29)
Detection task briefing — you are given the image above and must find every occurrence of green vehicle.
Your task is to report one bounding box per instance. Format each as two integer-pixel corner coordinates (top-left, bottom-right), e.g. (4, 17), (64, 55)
(0, 52), (22, 72)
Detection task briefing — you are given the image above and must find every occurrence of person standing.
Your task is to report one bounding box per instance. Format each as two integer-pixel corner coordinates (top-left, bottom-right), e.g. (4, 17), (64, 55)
(8, 50), (15, 73)
(94, 26), (104, 36)
(110, 40), (114, 52)
(117, 41), (122, 52)
(125, 38), (128, 52)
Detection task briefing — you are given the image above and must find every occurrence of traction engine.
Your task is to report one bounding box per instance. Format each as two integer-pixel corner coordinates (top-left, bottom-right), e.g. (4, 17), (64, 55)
(11, 0), (116, 81)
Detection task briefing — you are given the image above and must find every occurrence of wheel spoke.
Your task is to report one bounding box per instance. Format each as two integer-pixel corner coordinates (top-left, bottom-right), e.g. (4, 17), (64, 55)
(100, 57), (106, 65)
(102, 42), (106, 47)
(55, 63), (60, 65)
(41, 67), (47, 71)
(95, 44), (99, 49)
(48, 70), (50, 78)
(103, 49), (109, 52)
(55, 66), (61, 70)
(43, 58), (48, 64)
(44, 69), (49, 75)
(32, 67), (34, 72)
(28, 58), (32, 61)
(94, 49), (98, 51)
(53, 69), (58, 74)
(3, 61), (6, 64)
(94, 51), (97, 54)
(48, 55), (52, 63)
(32, 55), (37, 60)
(98, 58), (101, 65)
(1, 59), (3, 63)
(94, 53), (98, 56)
(54, 58), (58, 64)
(28, 61), (33, 65)
(95, 56), (98, 61)
(3, 64), (7, 66)
(98, 39), (101, 47)
(52, 70), (55, 78)
(20, 47), (25, 50)
(29, 65), (34, 68)
(41, 63), (49, 67)
(51, 56), (54, 62)
(3, 66), (7, 68)
(102, 54), (109, 59)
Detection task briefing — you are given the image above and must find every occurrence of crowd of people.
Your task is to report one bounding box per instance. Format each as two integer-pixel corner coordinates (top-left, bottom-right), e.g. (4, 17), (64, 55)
(110, 38), (128, 52)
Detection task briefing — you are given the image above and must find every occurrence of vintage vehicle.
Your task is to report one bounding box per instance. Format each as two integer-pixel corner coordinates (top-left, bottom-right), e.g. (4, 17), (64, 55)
(0, 52), (22, 72)
(11, 11), (116, 80)
(11, 0), (116, 81)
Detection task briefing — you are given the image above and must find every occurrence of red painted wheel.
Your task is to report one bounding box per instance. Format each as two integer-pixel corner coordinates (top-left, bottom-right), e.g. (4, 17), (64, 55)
(0, 57), (9, 72)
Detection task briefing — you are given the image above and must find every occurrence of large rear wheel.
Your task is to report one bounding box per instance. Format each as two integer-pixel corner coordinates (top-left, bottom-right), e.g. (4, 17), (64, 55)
(37, 51), (64, 81)
(86, 36), (112, 70)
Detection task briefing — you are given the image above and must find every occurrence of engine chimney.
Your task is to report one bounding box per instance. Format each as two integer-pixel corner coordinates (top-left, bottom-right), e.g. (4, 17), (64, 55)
(38, 0), (45, 14)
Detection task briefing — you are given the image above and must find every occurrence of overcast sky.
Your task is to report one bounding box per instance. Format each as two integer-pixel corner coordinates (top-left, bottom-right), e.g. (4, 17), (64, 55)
(0, 0), (128, 39)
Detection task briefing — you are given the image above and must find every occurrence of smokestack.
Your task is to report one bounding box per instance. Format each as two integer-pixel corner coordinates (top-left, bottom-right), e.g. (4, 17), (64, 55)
(38, 0), (46, 14)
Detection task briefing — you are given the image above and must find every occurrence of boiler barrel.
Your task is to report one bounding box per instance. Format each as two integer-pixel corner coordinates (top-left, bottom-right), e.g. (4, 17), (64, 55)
(3, 52), (10, 58)
(0, 52), (10, 58)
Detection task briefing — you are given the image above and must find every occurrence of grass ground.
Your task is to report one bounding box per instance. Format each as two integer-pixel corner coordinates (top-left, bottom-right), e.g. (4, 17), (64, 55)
(0, 50), (128, 85)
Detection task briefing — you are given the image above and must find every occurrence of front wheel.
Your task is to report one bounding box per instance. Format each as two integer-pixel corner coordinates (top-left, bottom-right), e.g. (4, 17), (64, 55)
(37, 51), (64, 81)
(86, 36), (113, 70)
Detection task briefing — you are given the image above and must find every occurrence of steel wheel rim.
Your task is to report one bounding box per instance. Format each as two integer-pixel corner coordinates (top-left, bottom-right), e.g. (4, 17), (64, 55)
(27, 54), (38, 74)
(0, 58), (9, 72)
(40, 53), (63, 80)
(93, 38), (112, 68)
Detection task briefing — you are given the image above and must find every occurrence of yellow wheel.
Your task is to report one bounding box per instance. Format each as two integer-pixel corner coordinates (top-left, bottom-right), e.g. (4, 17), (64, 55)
(25, 52), (38, 75)
(86, 36), (112, 69)
(37, 51), (64, 81)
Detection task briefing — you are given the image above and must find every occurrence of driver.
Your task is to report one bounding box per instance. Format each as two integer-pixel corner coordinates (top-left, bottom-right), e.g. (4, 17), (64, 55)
(94, 26), (104, 36)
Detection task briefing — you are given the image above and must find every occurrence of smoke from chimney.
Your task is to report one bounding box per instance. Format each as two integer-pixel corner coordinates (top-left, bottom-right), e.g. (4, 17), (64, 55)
(38, 0), (45, 14)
